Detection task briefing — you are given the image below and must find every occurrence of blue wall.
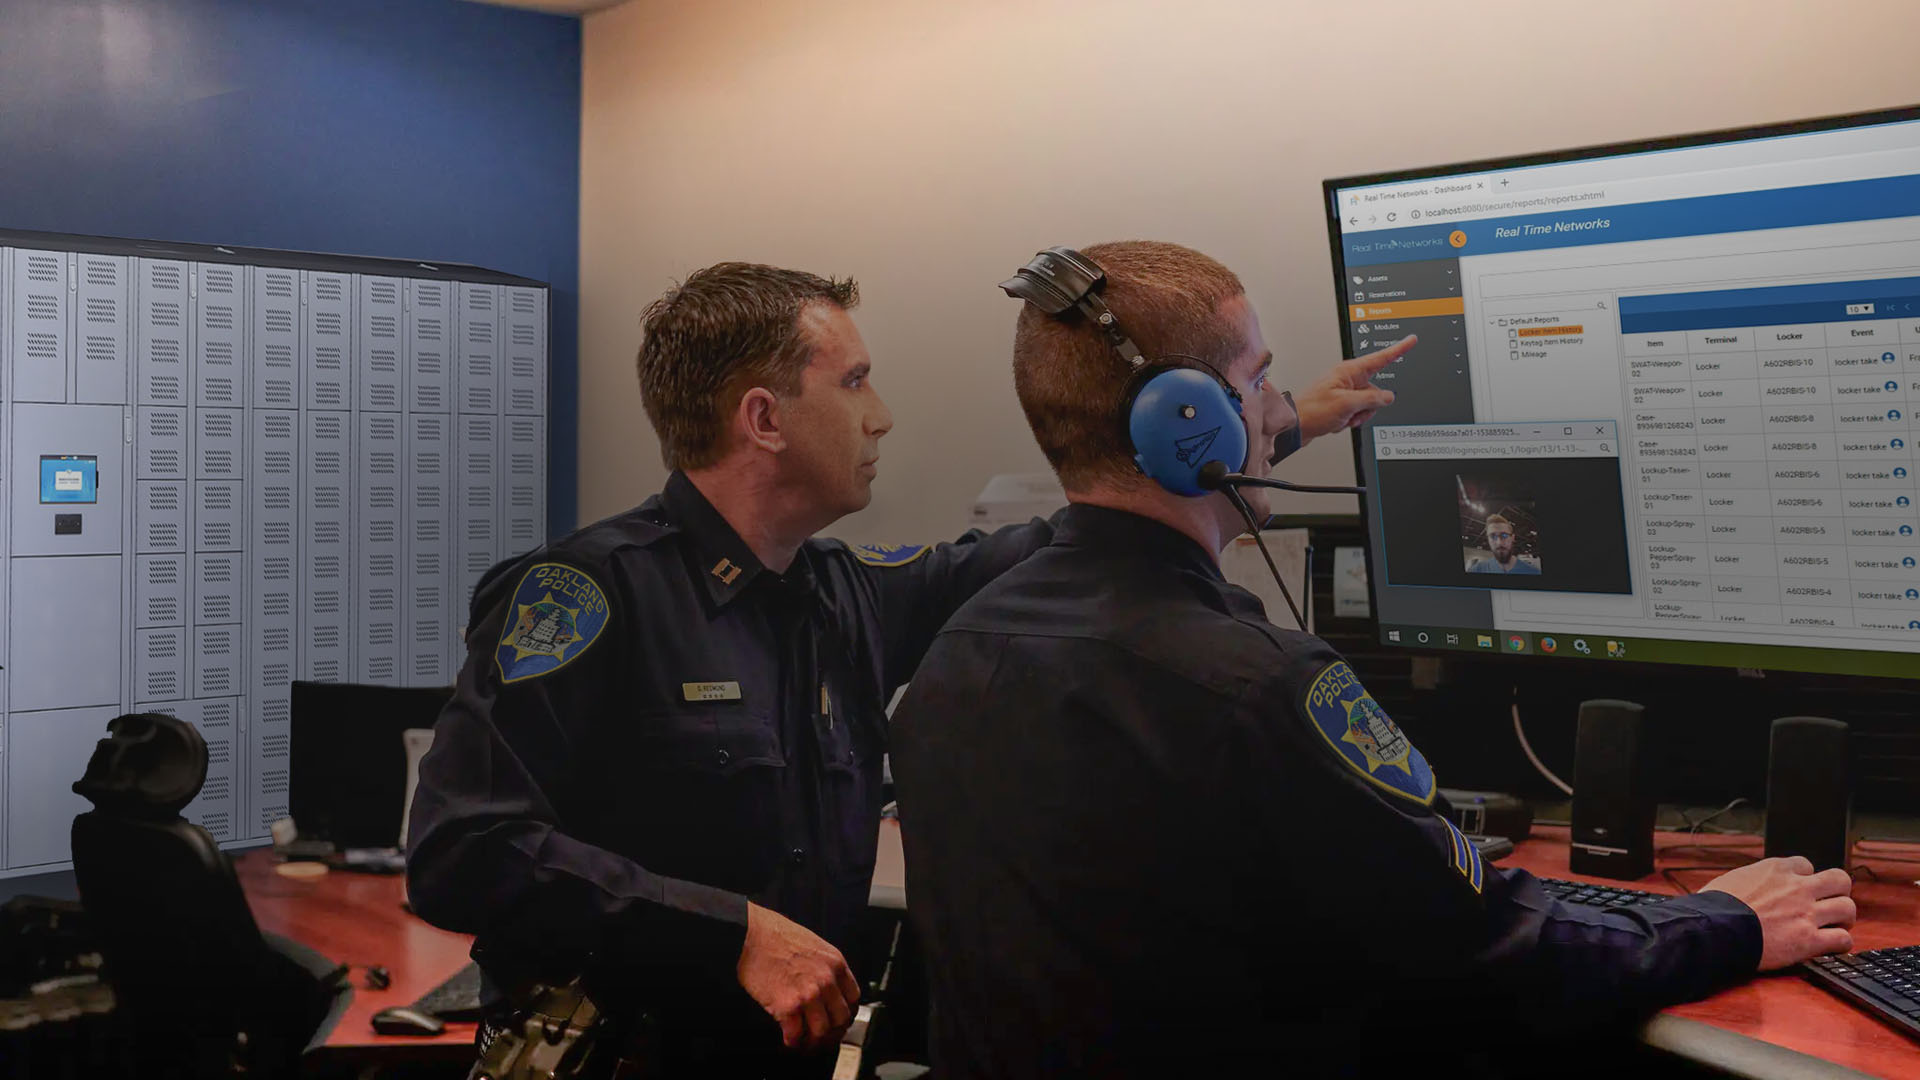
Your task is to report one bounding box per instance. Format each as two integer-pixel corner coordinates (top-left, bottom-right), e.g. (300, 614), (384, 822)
(0, 0), (581, 535)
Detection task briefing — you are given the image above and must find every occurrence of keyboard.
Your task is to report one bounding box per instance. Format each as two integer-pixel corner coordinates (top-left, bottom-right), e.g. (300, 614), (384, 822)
(1538, 877), (1669, 909)
(1805, 947), (1920, 1041)
(411, 962), (486, 1021)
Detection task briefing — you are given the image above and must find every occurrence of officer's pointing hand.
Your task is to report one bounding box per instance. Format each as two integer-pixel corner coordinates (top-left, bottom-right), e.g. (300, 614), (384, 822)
(1700, 855), (1856, 970)
(1294, 335), (1412, 439)
(738, 901), (862, 1051)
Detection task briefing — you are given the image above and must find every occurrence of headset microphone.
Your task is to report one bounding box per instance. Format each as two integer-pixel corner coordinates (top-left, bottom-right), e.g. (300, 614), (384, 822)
(1196, 463), (1367, 633)
(1195, 462), (1367, 497)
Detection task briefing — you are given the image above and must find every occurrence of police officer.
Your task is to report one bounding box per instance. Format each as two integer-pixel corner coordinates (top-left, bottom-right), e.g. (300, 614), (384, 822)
(889, 241), (1857, 1080)
(404, 260), (1414, 1077)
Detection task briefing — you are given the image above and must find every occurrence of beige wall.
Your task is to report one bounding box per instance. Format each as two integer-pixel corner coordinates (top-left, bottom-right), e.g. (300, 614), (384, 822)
(579, 0), (1920, 540)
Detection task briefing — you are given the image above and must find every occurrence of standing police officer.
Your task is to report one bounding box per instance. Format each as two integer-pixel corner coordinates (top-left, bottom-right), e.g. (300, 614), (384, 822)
(405, 261), (1400, 1077)
(889, 241), (1858, 1080)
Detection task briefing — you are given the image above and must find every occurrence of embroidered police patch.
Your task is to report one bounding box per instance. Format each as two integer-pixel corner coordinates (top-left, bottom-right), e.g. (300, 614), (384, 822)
(850, 542), (930, 568)
(496, 563), (611, 684)
(1302, 661), (1436, 806)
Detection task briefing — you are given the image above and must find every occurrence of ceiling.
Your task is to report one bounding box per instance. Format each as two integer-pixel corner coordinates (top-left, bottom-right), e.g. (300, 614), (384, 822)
(461, 0), (630, 15)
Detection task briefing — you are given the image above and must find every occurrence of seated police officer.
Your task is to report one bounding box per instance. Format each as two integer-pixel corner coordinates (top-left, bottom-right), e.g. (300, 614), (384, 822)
(405, 261), (1401, 1078)
(889, 241), (1857, 1079)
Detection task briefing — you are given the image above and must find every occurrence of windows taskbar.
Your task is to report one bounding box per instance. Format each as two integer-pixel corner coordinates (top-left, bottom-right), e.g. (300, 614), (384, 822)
(1378, 626), (1920, 680)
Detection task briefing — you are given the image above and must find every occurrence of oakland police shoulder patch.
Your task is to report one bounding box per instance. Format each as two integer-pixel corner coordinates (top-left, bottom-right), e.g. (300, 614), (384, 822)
(850, 542), (930, 568)
(1301, 660), (1436, 806)
(496, 562), (611, 685)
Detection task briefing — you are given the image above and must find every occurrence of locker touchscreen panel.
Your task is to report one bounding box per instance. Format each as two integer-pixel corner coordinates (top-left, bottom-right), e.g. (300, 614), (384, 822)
(39, 455), (99, 504)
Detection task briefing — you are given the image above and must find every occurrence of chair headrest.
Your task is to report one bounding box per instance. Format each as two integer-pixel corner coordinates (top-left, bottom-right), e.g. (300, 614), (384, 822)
(72, 713), (208, 819)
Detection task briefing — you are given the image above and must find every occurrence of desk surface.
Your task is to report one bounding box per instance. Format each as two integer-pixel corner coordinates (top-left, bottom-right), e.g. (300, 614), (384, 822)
(235, 850), (477, 1063)
(873, 820), (1920, 1078)
(243, 823), (1920, 1075)
(1509, 826), (1920, 1079)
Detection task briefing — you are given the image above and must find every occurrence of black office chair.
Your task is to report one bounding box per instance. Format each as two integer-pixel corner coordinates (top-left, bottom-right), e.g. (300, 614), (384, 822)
(70, 713), (343, 1078)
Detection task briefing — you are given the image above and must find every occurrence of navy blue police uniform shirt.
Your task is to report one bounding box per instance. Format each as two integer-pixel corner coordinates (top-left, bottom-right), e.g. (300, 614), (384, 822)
(890, 504), (1763, 1080)
(404, 471), (1053, 1047)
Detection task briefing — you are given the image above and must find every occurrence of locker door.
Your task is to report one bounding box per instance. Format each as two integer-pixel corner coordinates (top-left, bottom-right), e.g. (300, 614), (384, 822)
(193, 407), (244, 481)
(194, 480), (243, 552)
(249, 711), (292, 838)
(249, 267), (300, 410)
(456, 283), (499, 414)
(405, 412), (452, 686)
(139, 698), (239, 843)
(503, 415), (546, 557)
(194, 262), (246, 407)
(134, 258), (190, 408)
(355, 411), (403, 685)
(135, 481), (187, 554)
(193, 623), (242, 700)
(455, 412), (500, 607)
(6, 706), (121, 869)
(302, 410), (352, 682)
(136, 407), (187, 480)
(502, 286), (546, 416)
(303, 271), (353, 411)
(10, 250), (69, 403)
(194, 551), (243, 626)
(133, 625), (188, 703)
(74, 253), (129, 404)
(134, 554), (188, 629)
(358, 275), (404, 412)
(9, 556), (123, 712)
(406, 279), (453, 413)
(249, 410), (299, 707)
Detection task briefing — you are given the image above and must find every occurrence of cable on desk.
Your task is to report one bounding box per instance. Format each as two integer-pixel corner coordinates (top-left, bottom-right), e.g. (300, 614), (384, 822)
(1510, 690), (1572, 796)
(1654, 845), (1757, 866)
(1659, 866), (1746, 894)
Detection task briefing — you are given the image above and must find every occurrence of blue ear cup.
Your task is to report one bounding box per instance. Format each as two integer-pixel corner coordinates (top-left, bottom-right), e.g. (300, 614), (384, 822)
(1126, 366), (1249, 496)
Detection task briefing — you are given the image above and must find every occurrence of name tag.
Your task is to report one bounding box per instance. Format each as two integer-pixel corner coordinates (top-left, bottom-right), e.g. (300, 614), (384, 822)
(682, 681), (742, 702)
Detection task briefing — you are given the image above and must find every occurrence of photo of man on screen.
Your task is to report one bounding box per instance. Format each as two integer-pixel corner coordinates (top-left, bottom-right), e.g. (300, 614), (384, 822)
(1466, 511), (1540, 574)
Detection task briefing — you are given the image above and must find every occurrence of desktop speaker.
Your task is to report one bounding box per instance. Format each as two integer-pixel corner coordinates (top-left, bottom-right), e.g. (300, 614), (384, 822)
(1569, 699), (1655, 880)
(1764, 716), (1852, 871)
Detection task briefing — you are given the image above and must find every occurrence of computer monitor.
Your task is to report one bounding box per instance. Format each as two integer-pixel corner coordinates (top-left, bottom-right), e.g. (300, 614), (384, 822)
(1325, 106), (1920, 680)
(288, 681), (452, 850)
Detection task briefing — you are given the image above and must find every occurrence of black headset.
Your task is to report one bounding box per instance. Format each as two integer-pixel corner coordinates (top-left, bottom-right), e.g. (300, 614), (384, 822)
(999, 247), (1250, 497)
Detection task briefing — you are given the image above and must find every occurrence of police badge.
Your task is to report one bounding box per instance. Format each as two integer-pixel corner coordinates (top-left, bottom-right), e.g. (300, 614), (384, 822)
(1301, 660), (1436, 805)
(496, 563), (611, 684)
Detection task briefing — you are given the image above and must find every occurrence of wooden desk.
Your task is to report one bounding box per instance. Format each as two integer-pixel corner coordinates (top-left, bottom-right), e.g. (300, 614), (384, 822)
(244, 823), (1920, 1076)
(234, 850), (477, 1067)
(1509, 826), (1920, 1079)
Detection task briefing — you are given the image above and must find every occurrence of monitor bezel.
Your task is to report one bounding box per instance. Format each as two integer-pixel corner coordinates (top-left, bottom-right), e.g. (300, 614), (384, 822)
(1325, 103), (1920, 682)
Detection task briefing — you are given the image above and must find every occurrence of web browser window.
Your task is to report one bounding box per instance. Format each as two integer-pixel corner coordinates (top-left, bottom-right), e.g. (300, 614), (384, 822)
(1328, 111), (1920, 677)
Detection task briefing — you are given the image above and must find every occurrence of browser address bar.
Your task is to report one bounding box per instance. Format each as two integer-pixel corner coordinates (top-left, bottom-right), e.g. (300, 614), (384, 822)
(1348, 144), (1920, 231)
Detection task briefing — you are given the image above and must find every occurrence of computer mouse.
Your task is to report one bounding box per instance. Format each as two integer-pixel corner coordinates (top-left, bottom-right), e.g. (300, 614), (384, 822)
(371, 1006), (446, 1036)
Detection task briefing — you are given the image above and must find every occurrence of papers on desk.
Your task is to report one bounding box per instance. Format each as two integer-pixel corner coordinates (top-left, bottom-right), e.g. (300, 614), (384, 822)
(1220, 529), (1311, 632)
(1333, 545), (1371, 618)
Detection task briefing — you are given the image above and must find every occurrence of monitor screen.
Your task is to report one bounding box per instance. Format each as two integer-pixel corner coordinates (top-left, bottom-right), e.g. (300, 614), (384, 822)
(1326, 108), (1920, 679)
(39, 455), (98, 504)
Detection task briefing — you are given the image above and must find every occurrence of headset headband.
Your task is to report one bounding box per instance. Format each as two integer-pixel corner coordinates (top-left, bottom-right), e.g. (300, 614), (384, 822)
(999, 246), (1146, 368)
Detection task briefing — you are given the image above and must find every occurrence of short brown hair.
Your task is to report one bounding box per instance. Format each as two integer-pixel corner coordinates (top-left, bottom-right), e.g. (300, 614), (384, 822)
(1485, 514), (1513, 529)
(1010, 241), (1245, 490)
(637, 262), (859, 471)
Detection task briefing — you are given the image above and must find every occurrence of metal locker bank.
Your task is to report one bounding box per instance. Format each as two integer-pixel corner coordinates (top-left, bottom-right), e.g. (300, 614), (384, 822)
(0, 228), (549, 877)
